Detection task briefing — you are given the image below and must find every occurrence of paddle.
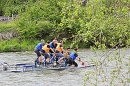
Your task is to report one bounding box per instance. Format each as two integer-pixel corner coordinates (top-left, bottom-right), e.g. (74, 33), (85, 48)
(81, 61), (85, 65)
(80, 60), (95, 66)
(77, 59), (85, 66)
(81, 61), (87, 66)
(75, 57), (85, 66)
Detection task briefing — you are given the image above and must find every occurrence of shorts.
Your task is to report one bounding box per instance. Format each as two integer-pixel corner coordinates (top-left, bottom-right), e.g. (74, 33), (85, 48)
(42, 53), (50, 59)
(66, 58), (78, 67)
(34, 48), (41, 57)
(56, 52), (64, 57)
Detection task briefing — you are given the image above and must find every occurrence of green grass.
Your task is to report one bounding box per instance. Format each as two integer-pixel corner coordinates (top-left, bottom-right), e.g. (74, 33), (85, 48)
(0, 37), (86, 52)
(0, 22), (16, 33)
(0, 38), (39, 52)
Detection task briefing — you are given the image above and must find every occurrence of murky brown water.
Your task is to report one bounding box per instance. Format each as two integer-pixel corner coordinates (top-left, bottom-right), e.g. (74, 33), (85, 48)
(0, 48), (130, 86)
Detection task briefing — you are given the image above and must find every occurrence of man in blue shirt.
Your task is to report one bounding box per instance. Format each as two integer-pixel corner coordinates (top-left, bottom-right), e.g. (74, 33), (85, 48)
(50, 40), (57, 49)
(69, 48), (81, 67)
(34, 39), (45, 65)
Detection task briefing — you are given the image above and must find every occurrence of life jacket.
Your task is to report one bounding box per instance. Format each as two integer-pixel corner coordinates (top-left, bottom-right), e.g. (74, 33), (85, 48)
(42, 44), (50, 53)
(35, 42), (43, 51)
(70, 52), (77, 60)
(64, 52), (70, 58)
(56, 43), (62, 53)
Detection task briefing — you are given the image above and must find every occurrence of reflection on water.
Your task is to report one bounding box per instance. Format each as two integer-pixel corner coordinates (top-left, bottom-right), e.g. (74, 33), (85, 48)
(0, 48), (130, 86)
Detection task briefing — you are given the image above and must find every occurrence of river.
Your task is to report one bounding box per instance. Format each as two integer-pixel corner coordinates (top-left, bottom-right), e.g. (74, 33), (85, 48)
(0, 48), (130, 86)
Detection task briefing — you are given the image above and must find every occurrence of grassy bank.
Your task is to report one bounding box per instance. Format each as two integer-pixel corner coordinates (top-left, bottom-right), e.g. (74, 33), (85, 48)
(0, 21), (86, 52)
(0, 38), (86, 52)
(0, 22), (16, 33)
(0, 38), (36, 52)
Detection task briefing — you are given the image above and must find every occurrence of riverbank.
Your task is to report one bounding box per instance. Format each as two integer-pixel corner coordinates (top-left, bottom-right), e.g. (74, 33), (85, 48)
(0, 30), (18, 40)
(0, 22), (85, 52)
(0, 22), (39, 52)
(0, 21), (129, 52)
(0, 38), (35, 52)
(0, 38), (86, 52)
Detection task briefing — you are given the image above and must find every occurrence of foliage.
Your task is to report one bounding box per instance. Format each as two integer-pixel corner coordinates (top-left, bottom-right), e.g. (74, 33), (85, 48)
(0, 0), (130, 48)
(58, 0), (130, 48)
(0, 1), (130, 85)
(0, 22), (16, 33)
(0, 0), (35, 16)
(83, 44), (130, 86)
(14, 0), (62, 40)
(0, 38), (39, 52)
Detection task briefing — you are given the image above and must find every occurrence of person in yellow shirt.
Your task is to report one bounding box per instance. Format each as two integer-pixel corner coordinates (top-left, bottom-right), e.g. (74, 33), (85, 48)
(55, 40), (65, 64)
(41, 41), (55, 66)
(64, 47), (71, 66)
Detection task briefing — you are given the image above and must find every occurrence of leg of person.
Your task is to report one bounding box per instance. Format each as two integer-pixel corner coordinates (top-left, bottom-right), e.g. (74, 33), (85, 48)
(63, 58), (68, 67)
(41, 53), (46, 66)
(43, 53), (51, 66)
(55, 53), (60, 64)
(56, 53), (64, 63)
(68, 58), (78, 67)
(34, 49), (42, 67)
(35, 49), (42, 62)
(50, 53), (56, 64)
(73, 61), (78, 67)
(67, 58), (73, 66)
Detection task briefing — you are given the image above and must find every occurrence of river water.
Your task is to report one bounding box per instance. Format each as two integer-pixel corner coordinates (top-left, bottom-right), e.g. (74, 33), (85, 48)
(0, 48), (130, 86)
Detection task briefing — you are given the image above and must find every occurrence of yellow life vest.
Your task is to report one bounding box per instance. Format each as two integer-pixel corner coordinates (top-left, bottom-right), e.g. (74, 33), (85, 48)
(42, 44), (50, 53)
(64, 52), (70, 58)
(56, 43), (62, 53)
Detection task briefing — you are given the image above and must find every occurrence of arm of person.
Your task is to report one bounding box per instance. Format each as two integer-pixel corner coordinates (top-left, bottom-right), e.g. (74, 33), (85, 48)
(74, 53), (81, 61)
(49, 48), (56, 57)
(50, 48), (55, 53)
(61, 47), (65, 53)
(77, 56), (81, 61)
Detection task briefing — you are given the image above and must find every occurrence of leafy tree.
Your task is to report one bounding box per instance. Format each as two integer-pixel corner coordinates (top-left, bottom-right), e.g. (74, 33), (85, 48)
(1, 0), (130, 48)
